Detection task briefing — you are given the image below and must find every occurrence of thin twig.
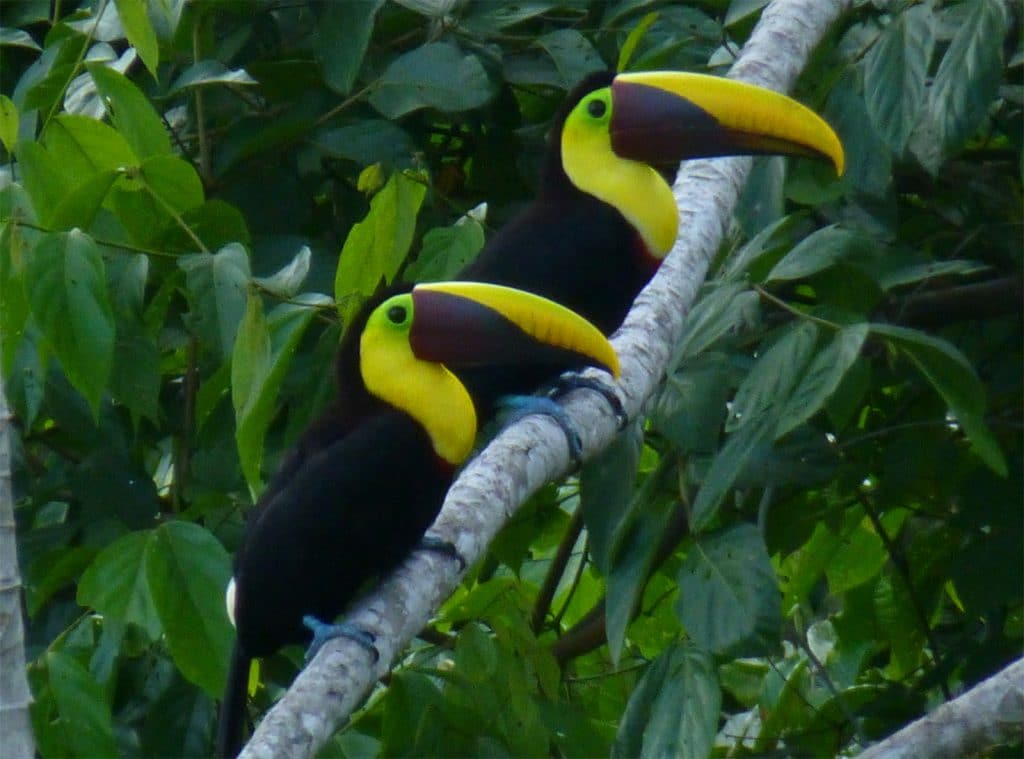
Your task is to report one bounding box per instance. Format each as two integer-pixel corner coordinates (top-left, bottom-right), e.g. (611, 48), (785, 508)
(531, 507), (584, 633)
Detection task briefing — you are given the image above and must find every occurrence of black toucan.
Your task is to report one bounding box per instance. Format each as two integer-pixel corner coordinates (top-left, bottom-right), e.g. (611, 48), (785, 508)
(463, 70), (845, 336)
(217, 282), (619, 757)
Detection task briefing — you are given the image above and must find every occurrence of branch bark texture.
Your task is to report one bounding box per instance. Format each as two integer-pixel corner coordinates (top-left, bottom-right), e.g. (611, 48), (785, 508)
(0, 365), (35, 759)
(240, 1), (851, 756)
(859, 657), (1024, 759)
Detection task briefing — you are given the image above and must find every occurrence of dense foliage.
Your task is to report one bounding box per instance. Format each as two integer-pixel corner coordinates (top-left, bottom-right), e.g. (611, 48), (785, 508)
(1, 0), (1020, 756)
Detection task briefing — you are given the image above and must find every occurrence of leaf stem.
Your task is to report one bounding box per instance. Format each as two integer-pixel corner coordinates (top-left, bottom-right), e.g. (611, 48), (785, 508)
(753, 284), (842, 331)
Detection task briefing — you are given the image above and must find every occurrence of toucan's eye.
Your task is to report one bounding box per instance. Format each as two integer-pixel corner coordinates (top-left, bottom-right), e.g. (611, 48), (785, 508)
(387, 305), (407, 325)
(587, 98), (607, 118)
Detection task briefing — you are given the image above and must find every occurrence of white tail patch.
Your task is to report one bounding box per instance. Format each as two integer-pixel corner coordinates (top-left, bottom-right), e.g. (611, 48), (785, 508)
(225, 578), (237, 628)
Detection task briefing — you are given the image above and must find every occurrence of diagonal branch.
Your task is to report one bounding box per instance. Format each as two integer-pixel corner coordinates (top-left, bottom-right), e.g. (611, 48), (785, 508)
(239, 2), (852, 756)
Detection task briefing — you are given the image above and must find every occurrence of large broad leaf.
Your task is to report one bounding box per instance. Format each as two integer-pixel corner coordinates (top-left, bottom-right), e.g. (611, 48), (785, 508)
(312, 119), (416, 166)
(179, 243), (250, 360)
(578, 423), (642, 574)
(823, 69), (892, 197)
(77, 530), (161, 638)
(44, 113), (139, 176)
(536, 29), (604, 90)
(369, 43), (493, 119)
(233, 293), (331, 495)
(671, 282), (759, 364)
(25, 230), (114, 415)
(766, 225), (874, 283)
(728, 320), (819, 433)
(404, 213), (485, 282)
(676, 523), (781, 657)
(145, 521), (233, 696)
(604, 457), (678, 663)
(690, 422), (773, 532)
(775, 324), (868, 439)
(870, 323), (1006, 475)
(47, 168), (119, 230)
(334, 170), (426, 326)
(168, 60), (257, 94)
(863, 5), (934, 154)
(613, 642), (720, 759)
(44, 652), (119, 758)
(925, 0), (1007, 158)
(316, 0), (384, 95)
(114, 0), (159, 77)
(87, 62), (171, 159)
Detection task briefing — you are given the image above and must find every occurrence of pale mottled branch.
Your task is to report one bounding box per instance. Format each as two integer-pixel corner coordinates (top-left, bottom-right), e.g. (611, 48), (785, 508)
(859, 657), (1024, 759)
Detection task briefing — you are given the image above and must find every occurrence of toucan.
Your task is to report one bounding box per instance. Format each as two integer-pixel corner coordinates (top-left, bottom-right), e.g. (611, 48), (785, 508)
(217, 282), (619, 757)
(464, 70), (844, 335)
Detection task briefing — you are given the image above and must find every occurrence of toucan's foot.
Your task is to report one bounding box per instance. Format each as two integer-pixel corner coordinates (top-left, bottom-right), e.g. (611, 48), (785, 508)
(302, 615), (378, 663)
(551, 373), (628, 429)
(496, 395), (583, 465)
(418, 534), (466, 571)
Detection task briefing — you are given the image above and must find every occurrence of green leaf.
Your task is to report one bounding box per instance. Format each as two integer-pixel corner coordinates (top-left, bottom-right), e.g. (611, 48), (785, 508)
(312, 120), (416, 166)
(0, 26), (42, 51)
(671, 282), (759, 363)
(775, 324), (868, 439)
(316, 0), (384, 95)
(77, 530), (161, 638)
(253, 244), (311, 298)
(536, 30), (604, 90)
(613, 642), (720, 759)
(45, 651), (119, 758)
(369, 43), (493, 119)
(653, 353), (735, 454)
(232, 291), (271, 492)
(0, 94), (18, 152)
(605, 457), (678, 663)
(45, 113), (139, 175)
(114, 0), (159, 77)
(48, 168), (119, 230)
(766, 225), (872, 283)
(863, 5), (934, 154)
(690, 422), (774, 532)
(13, 140), (65, 225)
(579, 423), (642, 573)
(134, 153), (204, 213)
(676, 523), (781, 657)
(404, 213), (485, 282)
(110, 321), (161, 423)
(824, 69), (892, 197)
(168, 60), (258, 95)
(25, 231), (114, 414)
(826, 510), (908, 595)
(87, 62), (171, 159)
(234, 293), (329, 495)
(618, 12), (659, 72)
(335, 171), (427, 325)
(145, 521), (233, 696)
(926, 0), (1008, 156)
(870, 323), (1006, 475)
(179, 243), (251, 360)
(728, 321), (819, 432)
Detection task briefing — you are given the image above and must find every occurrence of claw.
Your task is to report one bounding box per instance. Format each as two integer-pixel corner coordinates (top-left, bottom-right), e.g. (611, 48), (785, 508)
(551, 373), (627, 429)
(419, 534), (467, 571)
(302, 615), (379, 663)
(496, 395), (584, 466)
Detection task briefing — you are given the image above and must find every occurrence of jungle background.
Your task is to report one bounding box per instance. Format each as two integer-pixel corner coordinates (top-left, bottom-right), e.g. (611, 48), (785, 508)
(0, 0), (1020, 756)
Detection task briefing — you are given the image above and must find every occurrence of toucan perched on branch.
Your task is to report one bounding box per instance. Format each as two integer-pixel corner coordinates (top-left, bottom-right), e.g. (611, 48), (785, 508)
(449, 70), (844, 425)
(465, 70), (844, 335)
(217, 282), (618, 757)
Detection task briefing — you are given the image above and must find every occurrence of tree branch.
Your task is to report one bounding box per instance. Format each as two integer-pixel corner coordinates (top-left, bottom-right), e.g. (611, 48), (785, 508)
(0, 360), (36, 758)
(239, 2), (852, 756)
(858, 656), (1024, 759)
